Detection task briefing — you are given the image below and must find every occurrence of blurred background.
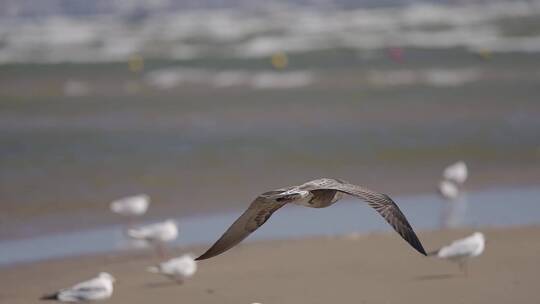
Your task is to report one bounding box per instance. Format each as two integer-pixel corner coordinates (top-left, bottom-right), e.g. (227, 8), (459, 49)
(1, 0), (540, 243)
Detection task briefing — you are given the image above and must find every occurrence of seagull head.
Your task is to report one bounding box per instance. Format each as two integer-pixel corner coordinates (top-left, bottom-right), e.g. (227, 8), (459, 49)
(164, 219), (178, 227)
(472, 232), (485, 241)
(99, 272), (116, 283)
(181, 253), (197, 260)
(275, 189), (311, 202)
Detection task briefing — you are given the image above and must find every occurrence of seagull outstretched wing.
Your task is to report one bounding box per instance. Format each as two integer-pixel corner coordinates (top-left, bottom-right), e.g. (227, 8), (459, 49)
(301, 178), (426, 255)
(196, 195), (287, 260)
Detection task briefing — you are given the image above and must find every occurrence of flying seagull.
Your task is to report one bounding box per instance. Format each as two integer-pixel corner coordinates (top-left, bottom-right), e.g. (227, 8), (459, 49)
(147, 254), (198, 284)
(428, 232), (485, 276)
(41, 272), (115, 302)
(196, 178), (426, 260)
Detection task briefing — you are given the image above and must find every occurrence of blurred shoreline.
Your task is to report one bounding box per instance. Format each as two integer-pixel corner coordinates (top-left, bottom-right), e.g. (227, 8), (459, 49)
(2, 183), (540, 267)
(0, 162), (539, 242)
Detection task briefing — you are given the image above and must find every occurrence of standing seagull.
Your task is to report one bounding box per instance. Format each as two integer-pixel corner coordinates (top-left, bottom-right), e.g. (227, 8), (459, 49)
(41, 272), (115, 302)
(428, 232), (485, 276)
(438, 180), (460, 201)
(147, 254), (198, 284)
(128, 219), (178, 257)
(443, 161), (468, 185)
(196, 178), (426, 260)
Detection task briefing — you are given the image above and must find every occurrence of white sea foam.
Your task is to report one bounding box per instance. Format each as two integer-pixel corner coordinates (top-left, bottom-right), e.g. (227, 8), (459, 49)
(145, 66), (485, 90)
(251, 71), (315, 89)
(366, 68), (483, 88)
(144, 67), (315, 90)
(145, 68), (210, 89)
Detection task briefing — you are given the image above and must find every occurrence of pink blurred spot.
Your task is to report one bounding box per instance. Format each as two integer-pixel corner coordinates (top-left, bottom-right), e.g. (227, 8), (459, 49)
(387, 47), (404, 63)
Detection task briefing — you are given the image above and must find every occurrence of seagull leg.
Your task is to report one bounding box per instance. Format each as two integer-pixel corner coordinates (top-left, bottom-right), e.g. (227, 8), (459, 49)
(156, 243), (167, 259)
(127, 216), (135, 229)
(122, 217), (136, 238)
(458, 260), (468, 277)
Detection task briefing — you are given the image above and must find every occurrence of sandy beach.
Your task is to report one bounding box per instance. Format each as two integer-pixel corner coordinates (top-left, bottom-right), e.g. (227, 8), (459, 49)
(1, 226), (539, 304)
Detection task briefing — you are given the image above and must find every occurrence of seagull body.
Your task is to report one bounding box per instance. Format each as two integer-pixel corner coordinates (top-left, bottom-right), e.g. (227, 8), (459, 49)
(443, 161), (468, 184)
(438, 180), (460, 200)
(147, 254), (197, 284)
(432, 232), (485, 261)
(127, 219), (178, 243)
(127, 220), (178, 257)
(429, 232), (485, 275)
(41, 272), (115, 302)
(196, 178), (426, 260)
(110, 194), (150, 217)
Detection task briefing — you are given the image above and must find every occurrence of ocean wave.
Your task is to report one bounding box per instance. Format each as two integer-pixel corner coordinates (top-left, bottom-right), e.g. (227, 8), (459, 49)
(1, 1), (540, 63)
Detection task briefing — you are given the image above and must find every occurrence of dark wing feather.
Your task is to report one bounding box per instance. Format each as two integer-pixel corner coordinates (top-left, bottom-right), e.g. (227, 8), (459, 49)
(196, 196), (286, 261)
(304, 178), (426, 256)
(40, 293), (59, 301)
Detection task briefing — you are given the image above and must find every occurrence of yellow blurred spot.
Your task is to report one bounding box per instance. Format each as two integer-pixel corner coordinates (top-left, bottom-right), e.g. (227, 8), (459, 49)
(477, 48), (492, 60)
(271, 52), (288, 70)
(128, 54), (144, 73)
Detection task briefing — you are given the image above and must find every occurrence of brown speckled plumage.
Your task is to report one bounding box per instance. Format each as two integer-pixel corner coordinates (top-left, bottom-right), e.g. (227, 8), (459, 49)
(196, 178), (426, 261)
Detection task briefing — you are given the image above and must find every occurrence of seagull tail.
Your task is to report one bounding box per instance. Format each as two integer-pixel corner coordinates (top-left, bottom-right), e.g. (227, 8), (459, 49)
(427, 249), (440, 257)
(40, 293), (59, 301)
(126, 229), (143, 239)
(146, 266), (160, 273)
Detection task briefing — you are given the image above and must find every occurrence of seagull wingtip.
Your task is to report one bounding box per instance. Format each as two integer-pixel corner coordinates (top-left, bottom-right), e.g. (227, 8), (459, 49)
(410, 236), (427, 256)
(40, 293), (59, 301)
(194, 255), (207, 261)
(415, 243), (427, 256)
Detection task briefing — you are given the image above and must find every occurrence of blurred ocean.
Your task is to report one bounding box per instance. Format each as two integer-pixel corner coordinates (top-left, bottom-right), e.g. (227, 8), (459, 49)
(2, 1), (540, 63)
(0, 0), (539, 241)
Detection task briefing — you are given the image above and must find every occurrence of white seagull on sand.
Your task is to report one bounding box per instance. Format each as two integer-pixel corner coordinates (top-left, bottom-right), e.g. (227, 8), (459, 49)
(110, 194), (150, 217)
(196, 178), (426, 260)
(128, 219), (178, 257)
(443, 161), (468, 185)
(41, 272), (115, 302)
(438, 180), (460, 200)
(147, 254), (198, 284)
(428, 232), (485, 275)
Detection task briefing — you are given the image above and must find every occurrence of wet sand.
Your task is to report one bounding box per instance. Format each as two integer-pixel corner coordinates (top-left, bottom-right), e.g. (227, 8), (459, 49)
(1, 226), (539, 304)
